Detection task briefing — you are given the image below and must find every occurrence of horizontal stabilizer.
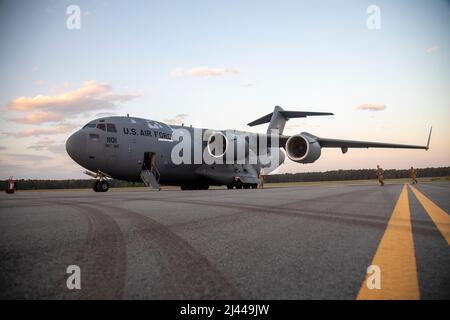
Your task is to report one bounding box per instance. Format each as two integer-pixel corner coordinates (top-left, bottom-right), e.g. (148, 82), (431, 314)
(247, 109), (333, 127)
(247, 106), (333, 135)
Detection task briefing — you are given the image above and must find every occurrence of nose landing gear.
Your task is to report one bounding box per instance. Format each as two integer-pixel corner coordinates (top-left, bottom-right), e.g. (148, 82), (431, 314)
(85, 170), (111, 192)
(93, 179), (110, 192)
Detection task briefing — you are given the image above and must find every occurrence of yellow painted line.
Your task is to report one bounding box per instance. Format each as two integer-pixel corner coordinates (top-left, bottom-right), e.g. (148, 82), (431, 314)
(410, 185), (450, 246)
(357, 184), (420, 300)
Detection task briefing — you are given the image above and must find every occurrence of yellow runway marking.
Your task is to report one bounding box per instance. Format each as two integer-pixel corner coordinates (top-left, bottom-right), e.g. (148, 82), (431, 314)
(410, 185), (450, 246)
(357, 185), (420, 300)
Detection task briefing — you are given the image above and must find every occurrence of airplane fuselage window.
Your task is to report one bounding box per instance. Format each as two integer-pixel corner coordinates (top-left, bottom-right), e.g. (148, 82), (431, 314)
(83, 122), (96, 129)
(97, 123), (106, 131)
(107, 124), (117, 133)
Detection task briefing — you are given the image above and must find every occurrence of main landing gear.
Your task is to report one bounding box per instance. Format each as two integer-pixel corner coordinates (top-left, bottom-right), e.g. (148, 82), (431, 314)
(226, 177), (257, 190)
(180, 183), (210, 190)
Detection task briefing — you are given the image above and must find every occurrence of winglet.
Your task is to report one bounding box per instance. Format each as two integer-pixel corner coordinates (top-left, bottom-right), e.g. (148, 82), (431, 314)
(426, 126), (432, 150)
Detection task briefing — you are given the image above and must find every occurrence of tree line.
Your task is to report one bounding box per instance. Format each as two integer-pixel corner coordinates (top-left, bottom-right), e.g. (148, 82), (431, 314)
(1, 166), (449, 190)
(264, 166), (450, 183)
(0, 179), (145, 191)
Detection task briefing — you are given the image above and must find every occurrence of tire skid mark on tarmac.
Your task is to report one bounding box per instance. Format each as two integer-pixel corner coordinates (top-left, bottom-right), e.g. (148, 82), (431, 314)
(48, 186), (440, 238)
(50, 202), (127, 299)
(0, 202), (52, 209)
(153, 186), (395, 231)
(59, 201), (241, 299)
(110, 185), (381, 204)
(105, 187), (442, 239)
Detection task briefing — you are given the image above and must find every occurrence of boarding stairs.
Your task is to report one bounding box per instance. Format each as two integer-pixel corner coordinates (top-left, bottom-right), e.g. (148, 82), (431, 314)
(140, 163), (161, 191)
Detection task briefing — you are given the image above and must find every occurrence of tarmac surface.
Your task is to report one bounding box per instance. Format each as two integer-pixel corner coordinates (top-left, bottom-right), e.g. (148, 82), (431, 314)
(0, 182), (449, 299)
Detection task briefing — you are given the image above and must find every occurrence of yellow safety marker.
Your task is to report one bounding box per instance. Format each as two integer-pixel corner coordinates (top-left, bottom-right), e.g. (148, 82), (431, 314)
(357, 185), (420, 300)
(410, 185), (450, 246)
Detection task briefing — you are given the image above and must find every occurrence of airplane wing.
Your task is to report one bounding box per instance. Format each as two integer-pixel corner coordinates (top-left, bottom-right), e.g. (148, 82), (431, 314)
(300, 128), (432, 151)
(316, 137), (428, 150)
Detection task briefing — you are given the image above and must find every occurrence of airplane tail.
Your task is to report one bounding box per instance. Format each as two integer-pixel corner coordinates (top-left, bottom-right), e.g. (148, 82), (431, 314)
(247, 106), (334, 135)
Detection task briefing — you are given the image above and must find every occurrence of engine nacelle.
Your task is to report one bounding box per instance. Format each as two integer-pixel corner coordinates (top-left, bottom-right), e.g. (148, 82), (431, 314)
(285, 134), (321, 163)
(207, 131), (249, 161)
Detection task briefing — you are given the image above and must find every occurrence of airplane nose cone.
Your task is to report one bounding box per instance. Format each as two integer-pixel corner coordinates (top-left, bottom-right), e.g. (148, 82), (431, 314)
(66, 131), (86, 164)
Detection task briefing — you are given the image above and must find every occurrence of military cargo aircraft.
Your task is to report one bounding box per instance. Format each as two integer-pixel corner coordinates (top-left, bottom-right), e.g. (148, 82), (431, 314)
(65, 106), (431, 192)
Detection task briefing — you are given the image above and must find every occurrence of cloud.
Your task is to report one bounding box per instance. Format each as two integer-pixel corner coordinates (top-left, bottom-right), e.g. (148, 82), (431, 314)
(11, 111), (61, 124)
(355, 103), (386, 111)
(172, 67), (240, 77)
(95, 112), (118, 117)
(6, 80), (141, 124)
(27, 139), (65, 154)
(426, 46), (439, 53)
(2, 124), (77, 138)
(163, 114), (189, 125)
(1, 154), (52, 162)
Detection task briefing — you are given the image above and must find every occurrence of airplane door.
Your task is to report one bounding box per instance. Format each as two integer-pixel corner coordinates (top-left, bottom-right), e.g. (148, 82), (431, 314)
(86, 133), (105, 166)
(104, 124), (120, 170)
(105, 138), (118, 170)
(128, 136), (136, 154)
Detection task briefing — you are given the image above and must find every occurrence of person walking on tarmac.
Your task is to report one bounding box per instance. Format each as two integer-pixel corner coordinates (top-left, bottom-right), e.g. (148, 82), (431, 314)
(376, 165), (385, 186)
(410, 166), (418, 184)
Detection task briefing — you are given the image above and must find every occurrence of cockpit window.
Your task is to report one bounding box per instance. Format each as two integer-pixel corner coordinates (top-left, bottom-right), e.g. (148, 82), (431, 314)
(97, 123), (106, 131)
(106, 123), (117, 133)
(83, 122), (96, 129)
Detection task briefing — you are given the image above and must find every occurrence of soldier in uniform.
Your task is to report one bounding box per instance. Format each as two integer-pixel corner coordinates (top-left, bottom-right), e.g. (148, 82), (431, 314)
(410, 166), (418, 184)
(376, 165), (385, 186)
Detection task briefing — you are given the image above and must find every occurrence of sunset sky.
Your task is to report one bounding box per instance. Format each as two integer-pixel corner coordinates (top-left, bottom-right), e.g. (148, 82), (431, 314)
(0, 0), (449, 179)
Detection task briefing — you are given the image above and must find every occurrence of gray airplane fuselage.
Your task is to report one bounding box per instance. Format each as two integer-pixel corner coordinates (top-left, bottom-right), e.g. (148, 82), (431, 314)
(65, 106), (430, 190)
(65, 116), (270, 186)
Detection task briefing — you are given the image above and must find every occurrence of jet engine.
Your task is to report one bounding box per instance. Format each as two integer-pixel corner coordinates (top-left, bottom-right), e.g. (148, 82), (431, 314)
(206, 132), (249, 161)
(285, 134), (321, 163)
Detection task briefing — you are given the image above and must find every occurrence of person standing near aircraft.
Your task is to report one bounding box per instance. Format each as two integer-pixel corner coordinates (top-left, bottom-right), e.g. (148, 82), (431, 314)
(150, 153), (157, 172)
(410, 166), (418, 184)
(376, 165), (385, 186)
(259, 168), (265, 189)
(5, 176), (16, 194)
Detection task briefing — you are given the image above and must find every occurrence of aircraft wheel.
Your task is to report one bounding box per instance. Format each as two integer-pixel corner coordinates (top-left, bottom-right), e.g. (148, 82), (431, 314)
(97, 180), (109, 192)
(236, 181), (243, 189)
(93, 180), (99, 192)
(243, 184), (250, 189)
(251, 184), (258, 189)
(227, 184), (234, 189)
